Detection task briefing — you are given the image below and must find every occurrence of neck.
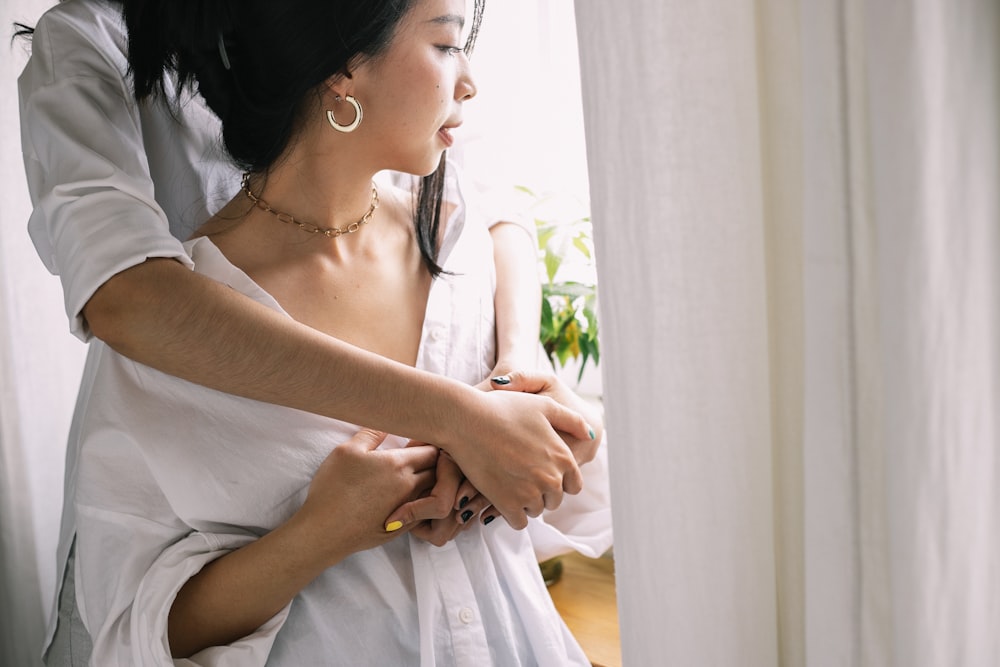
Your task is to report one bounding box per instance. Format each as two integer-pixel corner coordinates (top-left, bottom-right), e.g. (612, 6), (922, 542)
(247, 157), (379, 236)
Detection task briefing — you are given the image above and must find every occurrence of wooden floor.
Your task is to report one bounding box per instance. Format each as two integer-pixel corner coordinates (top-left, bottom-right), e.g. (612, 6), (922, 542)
(547, 552), (622, 667)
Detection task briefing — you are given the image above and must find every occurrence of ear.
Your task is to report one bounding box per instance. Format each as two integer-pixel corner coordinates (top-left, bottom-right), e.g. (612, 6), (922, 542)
(323, 69), (354, 99)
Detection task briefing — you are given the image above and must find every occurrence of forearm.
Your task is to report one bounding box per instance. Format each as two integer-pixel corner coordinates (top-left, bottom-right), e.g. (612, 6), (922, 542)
(85, 258), (590, 528)
(167, 431), (439, 657)
(84, 258), (472, 445)
(490, 222), (541, 375)
(167, 515), (336, 658)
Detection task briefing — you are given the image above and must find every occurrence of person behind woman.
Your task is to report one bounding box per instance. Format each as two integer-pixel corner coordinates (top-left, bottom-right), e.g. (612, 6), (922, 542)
(71, 0), (609, 663)
(17, 0), (606, 662)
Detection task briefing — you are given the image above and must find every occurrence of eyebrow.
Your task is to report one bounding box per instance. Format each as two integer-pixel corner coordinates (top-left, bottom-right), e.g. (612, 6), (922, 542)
(428, 14), (465, 29)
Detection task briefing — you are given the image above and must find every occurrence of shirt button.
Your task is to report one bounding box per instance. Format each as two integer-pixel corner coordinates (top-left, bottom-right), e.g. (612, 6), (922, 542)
(458, 607), (475, 625)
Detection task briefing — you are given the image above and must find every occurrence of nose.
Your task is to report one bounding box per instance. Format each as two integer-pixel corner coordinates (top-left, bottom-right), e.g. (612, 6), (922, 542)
(456, 53), (477, 102)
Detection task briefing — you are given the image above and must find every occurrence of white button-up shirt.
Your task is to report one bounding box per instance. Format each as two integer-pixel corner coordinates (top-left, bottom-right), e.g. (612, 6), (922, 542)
(74, 215), (602, 666)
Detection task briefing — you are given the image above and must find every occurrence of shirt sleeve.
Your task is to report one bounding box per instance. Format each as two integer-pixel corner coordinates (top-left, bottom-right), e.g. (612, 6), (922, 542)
(18, 6), (193, 341)
(141, 533), (291, 667)
(77, 511), (290, 667)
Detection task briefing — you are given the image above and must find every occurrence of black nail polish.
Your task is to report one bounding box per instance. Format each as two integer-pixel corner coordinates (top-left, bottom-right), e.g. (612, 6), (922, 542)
(461, 509), (474, 523)
(490, 375), (511, 385)
(459, 496), (470, 509)
(484, 515), (496, 525)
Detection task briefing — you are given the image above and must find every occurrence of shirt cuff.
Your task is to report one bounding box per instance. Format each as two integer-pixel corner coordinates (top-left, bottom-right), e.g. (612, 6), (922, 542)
(131, 532), (291, 667)
(29, 193), (194, 341)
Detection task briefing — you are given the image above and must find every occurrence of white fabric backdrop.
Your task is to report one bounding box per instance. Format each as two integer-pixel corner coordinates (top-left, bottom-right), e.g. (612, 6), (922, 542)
(575, 0), (1000, 665)
(1, 2), (88, 666)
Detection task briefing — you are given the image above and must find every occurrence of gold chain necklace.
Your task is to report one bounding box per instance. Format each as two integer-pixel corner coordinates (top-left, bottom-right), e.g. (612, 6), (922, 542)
(241, 173), (379, 238)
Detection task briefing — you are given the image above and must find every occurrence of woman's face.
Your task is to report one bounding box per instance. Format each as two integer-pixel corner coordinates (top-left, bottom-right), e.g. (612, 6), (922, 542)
(346, 0), (478, 176)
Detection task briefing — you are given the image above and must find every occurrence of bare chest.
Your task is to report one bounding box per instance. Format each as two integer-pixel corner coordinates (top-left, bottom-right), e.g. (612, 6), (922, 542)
(259, 256), (433, 366)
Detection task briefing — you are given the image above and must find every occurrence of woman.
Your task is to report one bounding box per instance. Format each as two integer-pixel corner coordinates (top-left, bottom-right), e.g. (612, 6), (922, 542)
(72, 0), (608, 663)
(17, 0), (606, 662)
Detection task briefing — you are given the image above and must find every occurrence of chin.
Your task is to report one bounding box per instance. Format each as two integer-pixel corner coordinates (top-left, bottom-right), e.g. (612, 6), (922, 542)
(392, 151), (447, 179)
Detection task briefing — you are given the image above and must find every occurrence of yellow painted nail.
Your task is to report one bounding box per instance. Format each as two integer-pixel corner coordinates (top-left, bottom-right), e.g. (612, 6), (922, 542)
(385, 520), (404, 532)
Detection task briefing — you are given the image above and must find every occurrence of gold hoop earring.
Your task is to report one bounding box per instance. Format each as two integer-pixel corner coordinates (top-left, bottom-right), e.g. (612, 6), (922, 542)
(326, 95), (363, 133)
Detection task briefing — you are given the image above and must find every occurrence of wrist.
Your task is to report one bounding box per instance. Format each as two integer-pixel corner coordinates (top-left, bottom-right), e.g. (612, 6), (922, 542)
(491, 354), (536, 379)
(280, 508), (351, 574)
(431, 381), (488, 459)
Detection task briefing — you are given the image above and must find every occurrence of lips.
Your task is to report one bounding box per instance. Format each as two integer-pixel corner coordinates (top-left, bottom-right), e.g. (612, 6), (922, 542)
(439, 121), (461, 148)
(438, 127), (454, 147)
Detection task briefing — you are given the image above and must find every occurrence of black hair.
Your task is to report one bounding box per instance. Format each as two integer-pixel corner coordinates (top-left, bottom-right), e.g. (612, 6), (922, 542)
(122, 0), (484, 277)
(11, 22), (34, 43)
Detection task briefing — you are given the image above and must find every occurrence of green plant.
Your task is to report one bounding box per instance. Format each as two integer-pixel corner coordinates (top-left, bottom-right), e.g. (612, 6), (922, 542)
(517, 186), (600, 384)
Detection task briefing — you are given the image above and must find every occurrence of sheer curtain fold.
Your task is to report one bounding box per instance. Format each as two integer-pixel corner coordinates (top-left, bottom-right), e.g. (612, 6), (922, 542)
(866, 1), (1000, 664)
(576, 3), (779, 665)
(576, 0), (999, 664)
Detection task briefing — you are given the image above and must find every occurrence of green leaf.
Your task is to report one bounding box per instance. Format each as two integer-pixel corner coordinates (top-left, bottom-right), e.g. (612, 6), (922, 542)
(544, 282), (595, 300)
(544, 249), (561, 284)
(537, 225), (557, 251)
(577, 347), (590, 383)
(524, 184), (601, 375)
(540, 298), (555, 341)
(555, 343), (572, 366)
(584, 303), (599, 334)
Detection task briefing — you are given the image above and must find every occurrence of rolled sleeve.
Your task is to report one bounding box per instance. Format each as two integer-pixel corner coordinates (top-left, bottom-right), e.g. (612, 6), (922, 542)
(19, 9), (193, 341)
(133, 533), (291, 667)
(78, 515), (290, 667)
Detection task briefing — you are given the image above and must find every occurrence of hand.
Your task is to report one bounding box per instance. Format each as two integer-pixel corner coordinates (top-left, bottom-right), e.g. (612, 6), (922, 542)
(385, 450), (492, 546)
(487, 370), (604, 467)
(292, 429), (439, 566)
(440, 388), (594, 530)
(167, 429), (441, 657)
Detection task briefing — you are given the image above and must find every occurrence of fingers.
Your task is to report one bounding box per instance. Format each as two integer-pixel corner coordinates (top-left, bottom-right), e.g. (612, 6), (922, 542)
(454, 479), (480, 511)
(456, 495), (491, 526)
(393, 444), (441, 472)
(383, 451), (462, 531)
(489, 370), (548, 394)
(344, 428), (389, 452)
(524, 504), (543, 519)
(498, 507), (529, 530)
(562, 464), (584, 495)
(542, 489), (563, 511)
(542, 399), (595, 446)
(384, 493), (451, 531)
(491, 373), (596, 446)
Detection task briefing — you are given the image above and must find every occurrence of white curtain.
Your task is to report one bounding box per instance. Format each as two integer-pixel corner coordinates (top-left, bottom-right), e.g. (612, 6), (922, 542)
(575, 0), (1000, 665)
(1, 2), (88, 666)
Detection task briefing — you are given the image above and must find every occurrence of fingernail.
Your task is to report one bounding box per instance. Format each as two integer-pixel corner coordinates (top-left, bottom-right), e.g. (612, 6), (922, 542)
(483, 515), (496, 525)
(461, 509), (474, 523)
(490, 375), (511, 385)
(588, 426), (596, 440)
(385, 520), (404, 532)
(459, 496), (470, 509)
